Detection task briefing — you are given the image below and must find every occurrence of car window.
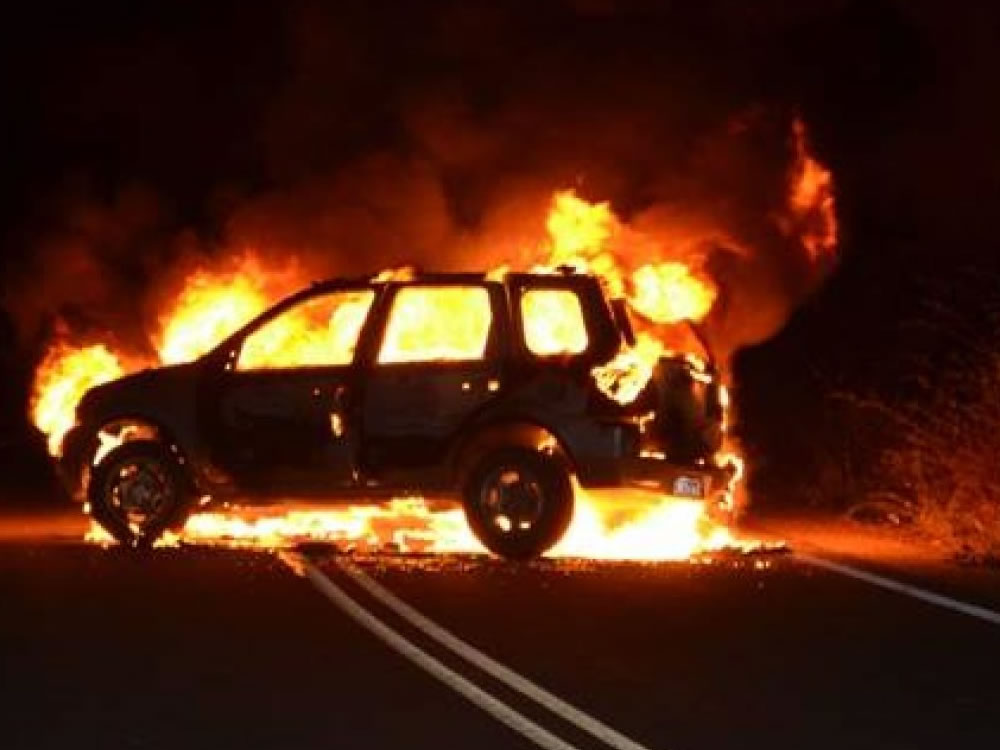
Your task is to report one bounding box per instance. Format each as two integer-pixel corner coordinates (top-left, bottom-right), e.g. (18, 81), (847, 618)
(520, 288), (588, 356)
(237, 290), (375, 370)
(378, 286), (492, 363)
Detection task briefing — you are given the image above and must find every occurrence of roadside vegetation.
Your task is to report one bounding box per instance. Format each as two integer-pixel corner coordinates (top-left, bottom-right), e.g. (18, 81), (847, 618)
(742, 262), (1000, 563)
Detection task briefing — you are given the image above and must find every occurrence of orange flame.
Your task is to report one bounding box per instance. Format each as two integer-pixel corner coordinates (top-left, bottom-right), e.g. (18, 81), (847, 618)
(84, 490), (762, 561)
(786, 118), (837, 261)
(29, 180), (811, 559)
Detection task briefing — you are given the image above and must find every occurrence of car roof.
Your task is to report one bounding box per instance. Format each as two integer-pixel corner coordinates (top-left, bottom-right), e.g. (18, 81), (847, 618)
(306, 267), (592, 292)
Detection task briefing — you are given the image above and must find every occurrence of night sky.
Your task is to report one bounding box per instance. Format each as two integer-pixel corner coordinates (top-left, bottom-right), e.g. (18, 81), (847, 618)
(2, 0), (999, 508)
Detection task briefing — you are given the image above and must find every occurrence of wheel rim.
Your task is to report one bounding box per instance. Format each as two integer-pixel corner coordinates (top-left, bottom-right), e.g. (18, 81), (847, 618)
(103, 456), (176, 536)
(478, 464), (546, 536)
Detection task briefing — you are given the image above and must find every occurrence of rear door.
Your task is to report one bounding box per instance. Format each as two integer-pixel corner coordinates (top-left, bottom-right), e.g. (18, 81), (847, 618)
(359, 281), (506, 485)
(206, 286), (375, 494)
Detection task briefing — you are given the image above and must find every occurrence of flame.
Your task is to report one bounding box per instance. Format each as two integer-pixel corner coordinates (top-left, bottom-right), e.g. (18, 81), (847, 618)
(158, 265), (270, 364)
(378, 286), (492, 363)
(29, 178), (812, 559)
(786, 118), (837, 260)
(591, 332), (663, 405)
(240, 290), (375, 369)
(551, 486), (753, 560)
(629, 262), (716, 325)
(521, 288), (589, 356)
(30, 344), (123, 455)
(84, 489), (762, 561)
(543, 190), (625, 297)
(538, 192), (720, 405)
(163, 498), (480, 554)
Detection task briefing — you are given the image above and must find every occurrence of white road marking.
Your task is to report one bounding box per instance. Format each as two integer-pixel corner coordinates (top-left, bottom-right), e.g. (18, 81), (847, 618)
(796, 552), (1000, 627)
(335, 557), (654, 750)
(290, 554), (584, 750)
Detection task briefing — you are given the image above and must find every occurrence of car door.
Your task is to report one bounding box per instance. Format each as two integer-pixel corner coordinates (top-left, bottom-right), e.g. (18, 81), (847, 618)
(205, 286), (376, 495)
(360, 281), (506, 485)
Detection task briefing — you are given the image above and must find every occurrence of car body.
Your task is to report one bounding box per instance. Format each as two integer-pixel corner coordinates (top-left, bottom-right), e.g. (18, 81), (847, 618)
(59, 270), (736, 558)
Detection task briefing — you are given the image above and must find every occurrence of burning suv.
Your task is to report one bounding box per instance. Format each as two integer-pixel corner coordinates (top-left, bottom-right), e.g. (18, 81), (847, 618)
(59, 270), (737, 559)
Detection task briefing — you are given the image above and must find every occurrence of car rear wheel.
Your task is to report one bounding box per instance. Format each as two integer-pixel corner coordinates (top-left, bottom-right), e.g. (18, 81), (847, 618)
(88, 440), (194, 548)
(462, 448), (573, 560)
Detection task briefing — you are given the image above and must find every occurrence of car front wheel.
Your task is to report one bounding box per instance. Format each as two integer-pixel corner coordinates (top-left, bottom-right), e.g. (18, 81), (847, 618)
(462, 448), (574, 560)
(88, 440), (194, 547)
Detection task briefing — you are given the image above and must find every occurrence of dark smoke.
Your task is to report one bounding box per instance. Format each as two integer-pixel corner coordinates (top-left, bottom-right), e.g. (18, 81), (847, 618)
(1, 1), (844, 375)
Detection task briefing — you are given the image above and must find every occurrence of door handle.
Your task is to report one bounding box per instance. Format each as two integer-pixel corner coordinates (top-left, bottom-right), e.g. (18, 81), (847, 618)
(332, 385), (348, 410)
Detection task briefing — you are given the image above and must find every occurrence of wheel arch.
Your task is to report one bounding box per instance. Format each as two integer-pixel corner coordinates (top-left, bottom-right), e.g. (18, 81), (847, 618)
(449, 418), (577, 490)
(70, 413), (199, 497)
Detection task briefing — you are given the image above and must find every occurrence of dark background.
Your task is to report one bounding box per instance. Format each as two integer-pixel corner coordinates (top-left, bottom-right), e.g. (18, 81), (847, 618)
(1, 0), (998, 514)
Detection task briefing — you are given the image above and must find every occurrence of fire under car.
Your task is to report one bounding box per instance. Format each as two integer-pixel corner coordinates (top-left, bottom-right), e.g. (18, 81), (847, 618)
(58, 270), (738, 559)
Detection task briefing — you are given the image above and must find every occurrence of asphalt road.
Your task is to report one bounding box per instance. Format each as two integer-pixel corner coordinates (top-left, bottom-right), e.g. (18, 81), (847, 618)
(1, 518), (999, 750)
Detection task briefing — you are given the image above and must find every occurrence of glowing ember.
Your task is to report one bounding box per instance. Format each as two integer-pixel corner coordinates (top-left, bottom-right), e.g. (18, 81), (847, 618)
(30, 344), (123, 455)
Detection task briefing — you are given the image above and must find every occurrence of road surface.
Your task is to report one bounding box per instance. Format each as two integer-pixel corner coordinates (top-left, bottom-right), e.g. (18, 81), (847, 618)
(1, 512), (998, 750)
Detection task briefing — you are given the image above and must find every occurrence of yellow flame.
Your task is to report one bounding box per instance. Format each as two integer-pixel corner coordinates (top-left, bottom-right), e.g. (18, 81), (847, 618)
(158, 267), (269, 364)
(591, 333), (663, 405)
(552, 486), (750, 560)
(629, 262), (717, 324)
(544, 190), (625, 297)
(239, 290), (374, 369)
(521, 288), (589, 356)
(378, 286), (492, 363)
(30, 344), (123, 455)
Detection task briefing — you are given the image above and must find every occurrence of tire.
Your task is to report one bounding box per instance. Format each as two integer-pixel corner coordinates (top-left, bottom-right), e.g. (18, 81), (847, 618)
(88, 440), (194, 548)
(462, 447), (573, 560)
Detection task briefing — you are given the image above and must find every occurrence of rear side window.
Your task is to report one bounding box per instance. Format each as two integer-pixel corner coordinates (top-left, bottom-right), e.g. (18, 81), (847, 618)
(378, 286), (492, 363)
(237, 290), (374, 370)
(520, 288), (588, 356)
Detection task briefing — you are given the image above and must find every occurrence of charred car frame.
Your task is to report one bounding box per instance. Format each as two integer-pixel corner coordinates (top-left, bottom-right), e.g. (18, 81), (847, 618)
(59, 270), (737, 559)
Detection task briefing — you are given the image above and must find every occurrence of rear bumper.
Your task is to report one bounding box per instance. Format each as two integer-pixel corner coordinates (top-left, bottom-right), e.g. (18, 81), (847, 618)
(624, 455), (735, 499)
(589, 454), (737, 501)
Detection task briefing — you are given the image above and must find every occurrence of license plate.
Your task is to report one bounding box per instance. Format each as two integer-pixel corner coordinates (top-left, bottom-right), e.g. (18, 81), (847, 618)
(672, 476), (704, 498)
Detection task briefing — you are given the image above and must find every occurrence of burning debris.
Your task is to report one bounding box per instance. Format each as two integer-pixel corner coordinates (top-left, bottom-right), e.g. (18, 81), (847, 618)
(27, 118), (837, 561)
(85, 490), (766, 562)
